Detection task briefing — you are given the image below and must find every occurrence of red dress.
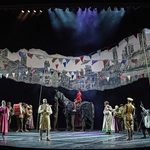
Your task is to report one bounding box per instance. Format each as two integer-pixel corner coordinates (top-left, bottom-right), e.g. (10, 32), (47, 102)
(0, 106), (9, 135)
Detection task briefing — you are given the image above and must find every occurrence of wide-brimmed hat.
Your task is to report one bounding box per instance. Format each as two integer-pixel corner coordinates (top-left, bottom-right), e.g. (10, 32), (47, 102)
(127, 97), (133, 101)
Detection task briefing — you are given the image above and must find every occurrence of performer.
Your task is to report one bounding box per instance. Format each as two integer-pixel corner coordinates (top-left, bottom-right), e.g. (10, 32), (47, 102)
(113, 105), (121, 133)
(0, 100), (9, 140)
(26, 105), (34, 130)
(6, 101), (14, 131)
(119, 104), (125, 131)
(24, 104), (34, 131)
(124, 97), (135, 140)
(102, 101), (114, 134)
(140, 102), (150, 138)
(73, 89), (82, 112)
(38, 98), (53, 141)
(133, 103), (138, 131)
(14, 102), (25, 132)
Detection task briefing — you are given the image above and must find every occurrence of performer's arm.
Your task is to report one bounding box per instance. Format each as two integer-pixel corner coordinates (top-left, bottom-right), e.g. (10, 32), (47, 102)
(140, 104), (147, 113)
(133, 106), (135, 116)
(46, 105), (53, 115)
(38, 105), (43, 114)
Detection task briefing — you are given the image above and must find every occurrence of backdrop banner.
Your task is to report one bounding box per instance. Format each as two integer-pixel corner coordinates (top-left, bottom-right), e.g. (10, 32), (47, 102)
(0, 28), (150, 91)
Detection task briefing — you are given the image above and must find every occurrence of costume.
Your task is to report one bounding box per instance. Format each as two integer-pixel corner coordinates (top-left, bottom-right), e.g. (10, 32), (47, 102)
(140, 105), (150, 138)
(73, 90), (82, 112)
(38, 103), (52, 141)
(0, 105), (9, 136)
(24, 105), (34, 131)
(75, 90), (82, 103)
(102, 103), (114, 134)
(113, 105), (121, 133)
(14, 103), (25, 132)
(124, 97), (135, 140)
(7, 103), (14, 130)
(119, 104), (125, 131)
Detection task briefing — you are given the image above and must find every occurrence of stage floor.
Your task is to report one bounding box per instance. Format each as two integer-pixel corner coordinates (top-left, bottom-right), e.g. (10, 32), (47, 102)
(0, 130), (150, 149)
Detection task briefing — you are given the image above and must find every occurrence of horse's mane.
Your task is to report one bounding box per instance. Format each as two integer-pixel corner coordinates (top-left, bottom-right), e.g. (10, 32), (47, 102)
(56, 90), (73, 106)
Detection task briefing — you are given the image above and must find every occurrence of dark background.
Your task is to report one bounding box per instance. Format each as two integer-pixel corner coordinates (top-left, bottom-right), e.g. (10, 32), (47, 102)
(0, 1), (150, 130)
(0, 1), (150, 56)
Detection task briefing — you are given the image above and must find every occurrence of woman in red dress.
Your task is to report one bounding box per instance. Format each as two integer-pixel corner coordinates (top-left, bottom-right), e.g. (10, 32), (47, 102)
(0, 100), (9, 139)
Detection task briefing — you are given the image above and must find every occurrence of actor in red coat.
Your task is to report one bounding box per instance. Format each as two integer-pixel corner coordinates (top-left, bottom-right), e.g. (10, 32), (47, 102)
(73, 89), (82, 112)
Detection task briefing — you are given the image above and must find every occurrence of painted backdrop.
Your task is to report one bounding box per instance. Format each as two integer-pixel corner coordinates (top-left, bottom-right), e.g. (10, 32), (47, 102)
(0, 28), (150, 91)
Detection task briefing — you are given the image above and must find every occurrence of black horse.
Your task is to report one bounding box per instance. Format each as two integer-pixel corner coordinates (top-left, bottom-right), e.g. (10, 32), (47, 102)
(53, 90), (94, 131)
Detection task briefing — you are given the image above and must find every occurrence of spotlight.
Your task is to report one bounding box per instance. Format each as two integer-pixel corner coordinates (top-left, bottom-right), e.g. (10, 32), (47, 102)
(21, 10), (24, 13)
(33, 10), (36, 13)
(27, 10), (30, 13)
(36, 10), (43, 16)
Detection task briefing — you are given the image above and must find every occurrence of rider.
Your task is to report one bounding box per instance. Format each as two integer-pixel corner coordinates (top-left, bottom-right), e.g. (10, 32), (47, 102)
(73, 89), (82, 112)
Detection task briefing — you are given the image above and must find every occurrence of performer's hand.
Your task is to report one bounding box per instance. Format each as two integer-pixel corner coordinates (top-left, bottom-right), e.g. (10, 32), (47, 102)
(140, 101), (143, 107)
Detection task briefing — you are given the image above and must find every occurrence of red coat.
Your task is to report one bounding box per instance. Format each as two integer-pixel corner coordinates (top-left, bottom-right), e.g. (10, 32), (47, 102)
(0, 106), (9, 134)
(76, 91), (82, 102)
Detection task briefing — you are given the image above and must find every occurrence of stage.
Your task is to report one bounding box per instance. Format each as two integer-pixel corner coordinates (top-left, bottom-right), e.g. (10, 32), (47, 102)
(0, 130), (150, 149)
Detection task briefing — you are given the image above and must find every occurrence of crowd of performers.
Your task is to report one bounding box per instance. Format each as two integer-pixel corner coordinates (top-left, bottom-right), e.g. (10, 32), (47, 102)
(0, 90), (150, 141)
(0, 100), (34, 139)
(102, 97), (150, 140)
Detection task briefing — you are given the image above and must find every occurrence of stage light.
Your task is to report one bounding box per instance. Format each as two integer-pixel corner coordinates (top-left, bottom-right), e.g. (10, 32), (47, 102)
(36, 10), (43, 16)
(31, 10), (36, 17)
(27, 10), (30, 13)
(18, 10), (25, 20)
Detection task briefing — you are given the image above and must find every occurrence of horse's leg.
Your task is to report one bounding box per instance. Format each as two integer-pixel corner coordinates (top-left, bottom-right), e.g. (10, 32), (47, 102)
(53, 114), (58, 131)
(71, 114), (75, 131)
(89, 117), (94, 131)
(66, 113), (69, 131)
(81, 117), (85, 131)
(82, 119), (85, 131)
(89, 104), (94, 131)
(53, 105), (58, 131)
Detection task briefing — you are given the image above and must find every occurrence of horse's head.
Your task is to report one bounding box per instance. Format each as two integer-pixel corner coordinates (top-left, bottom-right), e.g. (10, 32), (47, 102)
(55, 90), (64, 103)
(55, 90), (74, 111)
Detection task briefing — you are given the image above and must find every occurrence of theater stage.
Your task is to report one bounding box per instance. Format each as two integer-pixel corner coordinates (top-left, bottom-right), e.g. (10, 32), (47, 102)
(0, 130), (150, 149)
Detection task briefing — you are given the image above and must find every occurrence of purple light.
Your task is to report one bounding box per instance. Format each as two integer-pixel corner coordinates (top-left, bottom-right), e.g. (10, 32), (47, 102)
(74, 7), (99, 45)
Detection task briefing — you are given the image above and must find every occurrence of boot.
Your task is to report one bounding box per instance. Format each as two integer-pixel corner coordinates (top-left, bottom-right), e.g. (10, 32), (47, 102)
(141, 129), (146, 138)
(46, 137), (51, 141)
(39, 130), (42, 141)
(46, 130), (50, 141)
(130, 130), (133, 140)
(25, 125), (29, 132)
(126, 130), (130, 140)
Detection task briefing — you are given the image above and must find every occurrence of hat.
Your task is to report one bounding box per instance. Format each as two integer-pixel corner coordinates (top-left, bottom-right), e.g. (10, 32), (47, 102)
(104, 101), (109, 105)
(115, 105), (119, 109)
(127, 97), (133, 101)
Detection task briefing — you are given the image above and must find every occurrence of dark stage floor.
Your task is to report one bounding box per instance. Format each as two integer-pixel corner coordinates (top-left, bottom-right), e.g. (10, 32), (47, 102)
(0, 130), (150, 149)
